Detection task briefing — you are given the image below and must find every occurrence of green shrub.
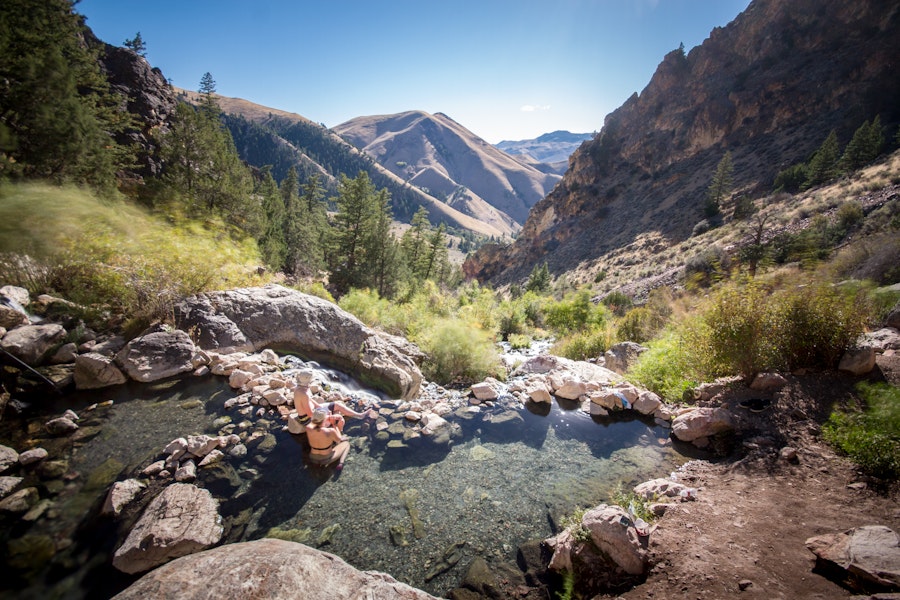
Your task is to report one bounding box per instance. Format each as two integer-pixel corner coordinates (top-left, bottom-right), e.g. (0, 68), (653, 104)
(684, 245), (731, 287)
(418, 318), (501, 384)
(507, 333), (532, 350)
(543, 289), (609, 334)
(551, 324), (615, 361)
(770, 283), (867, 370)
(823, 382), (900, 479)
(628, 330), (697, 403)
(610, 484), (657, 524)
(601, 291), (633, 317)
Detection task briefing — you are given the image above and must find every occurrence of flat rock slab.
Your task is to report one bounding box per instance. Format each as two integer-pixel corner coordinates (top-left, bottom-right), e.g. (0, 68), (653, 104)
(112, 483), (223, 574)
(806, 525), (900, 592)
(112, 538), (440, 599)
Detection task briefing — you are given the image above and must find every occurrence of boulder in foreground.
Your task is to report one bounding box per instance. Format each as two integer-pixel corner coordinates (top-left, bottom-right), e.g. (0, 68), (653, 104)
(113, 538), (439, 599)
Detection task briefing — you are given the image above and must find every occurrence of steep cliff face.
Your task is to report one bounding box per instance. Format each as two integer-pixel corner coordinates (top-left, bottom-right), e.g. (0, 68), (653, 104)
(95, 39), (178, 179)
(464, 0), (900, 285)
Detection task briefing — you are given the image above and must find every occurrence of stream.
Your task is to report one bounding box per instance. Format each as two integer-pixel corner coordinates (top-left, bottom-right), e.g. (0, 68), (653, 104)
(0, 352), (690, 599)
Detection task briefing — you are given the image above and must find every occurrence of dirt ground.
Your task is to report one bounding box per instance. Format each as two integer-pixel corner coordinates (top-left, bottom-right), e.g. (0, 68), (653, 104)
(612, 354), (900, 600)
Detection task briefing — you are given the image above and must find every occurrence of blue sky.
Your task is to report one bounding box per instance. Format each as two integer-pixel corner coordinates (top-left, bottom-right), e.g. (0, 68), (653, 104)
(77, 0), (750, 144)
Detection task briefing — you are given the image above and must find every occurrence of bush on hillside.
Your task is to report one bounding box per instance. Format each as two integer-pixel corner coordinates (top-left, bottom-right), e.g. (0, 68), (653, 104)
(551, 324), (615, 362)
(543, 289), (610, 334)
(684, 245), (731, 287)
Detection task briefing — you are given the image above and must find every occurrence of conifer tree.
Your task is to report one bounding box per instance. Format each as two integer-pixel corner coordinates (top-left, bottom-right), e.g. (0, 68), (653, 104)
(421, 224), (447, 282)
(401, 206), (432, 279)
(526, 262), (551, 293)
(840, 117), (884, 173)
(804, 130), (840, 188)
(705, 151), (733, 218)
(257, 168), (286, 269)
(0, 0), (130, 189)
(330, 172), (378, 295)
(123, 32), (146, 57)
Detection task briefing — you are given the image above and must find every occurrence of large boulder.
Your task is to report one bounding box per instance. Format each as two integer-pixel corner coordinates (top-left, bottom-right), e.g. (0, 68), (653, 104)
(0, 323), (66, 366)
(112, 538), (440, 599)
(512, 354), (622, 386)
(74, 352), (127, 390)
(116, 328), (196, 382)
(174, 285), (424, 399)
(671, 407), (734, 442)
(806, 525), (900, 592)
(112, 483), (223, 574)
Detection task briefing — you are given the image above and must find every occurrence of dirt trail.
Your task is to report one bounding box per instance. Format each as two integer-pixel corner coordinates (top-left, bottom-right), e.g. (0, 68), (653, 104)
(614, 360), (900, 600)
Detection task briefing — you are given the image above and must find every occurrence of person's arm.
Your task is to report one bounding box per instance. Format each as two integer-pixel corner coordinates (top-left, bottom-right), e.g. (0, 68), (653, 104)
(326, 426), (346, 443)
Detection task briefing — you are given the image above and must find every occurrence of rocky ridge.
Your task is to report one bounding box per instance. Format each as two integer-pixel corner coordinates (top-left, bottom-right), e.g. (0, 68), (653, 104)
(464, 0), (900, 286)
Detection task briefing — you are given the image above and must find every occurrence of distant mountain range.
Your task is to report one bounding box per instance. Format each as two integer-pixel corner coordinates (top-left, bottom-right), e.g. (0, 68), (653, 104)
(496, 131), (594, 173)
(334, 110), (561, 226)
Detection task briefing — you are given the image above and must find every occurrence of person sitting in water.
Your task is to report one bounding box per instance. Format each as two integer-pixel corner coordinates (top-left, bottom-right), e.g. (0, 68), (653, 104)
(292, 369), (376, 432)
(305, 407), (350, 471)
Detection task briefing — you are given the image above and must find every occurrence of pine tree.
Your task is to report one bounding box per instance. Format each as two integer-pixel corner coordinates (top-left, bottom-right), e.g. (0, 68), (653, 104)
(257, 168), (286, 269)
(526, 262), (551, 293)
(330, 172), (377, 295)
(123, 32), (146, 57)
(804, 130), (840, 188)
(421, 224), (447, 281)
(400, 206), (432, 279)
(706, 151), (733, 218)
(840, 116), (884, 173)
(0, 0), (130, 189)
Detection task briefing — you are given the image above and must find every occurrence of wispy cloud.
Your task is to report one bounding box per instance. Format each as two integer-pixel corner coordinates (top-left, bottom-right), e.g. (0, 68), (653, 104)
(521, 104), (551, 112)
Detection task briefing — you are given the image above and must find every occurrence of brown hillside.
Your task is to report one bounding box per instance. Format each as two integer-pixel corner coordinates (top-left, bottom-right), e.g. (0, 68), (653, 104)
(175, 91), (517, 238)
(464, 0), (900, 285)
(334, 110), (560, 226)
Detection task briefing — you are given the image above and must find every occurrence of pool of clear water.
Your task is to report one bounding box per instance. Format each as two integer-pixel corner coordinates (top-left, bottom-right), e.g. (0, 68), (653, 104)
(0, 368), (688, 599)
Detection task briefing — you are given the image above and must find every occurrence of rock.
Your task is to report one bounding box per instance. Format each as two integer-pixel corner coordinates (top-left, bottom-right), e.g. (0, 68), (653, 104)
(116, 327), (196, 382)
(671, 407), (734, 443)
(457, 556), (499, 597)
(512, 355), (622, 387)
(582, 505), (648, 575)
(0, 445), (19, 473)
(18, 448), (48, 466)
(0, 487), (39, 513)
(102, 479), (146, 517)
(471, 378), (501, 401)
(198, 449), (224, 467)
(174, 285), (424, 399)
(555, 378), (588, 400)
(0, 303), (28, 329)
(546, 504), (648, 580)
(603, 342), (648, 375)
(175, 460), (197, 482)
(633, 478), (690, 500)
(0, 476), (24, 499)
(738, 579), (753, 591)
(780, 446), (799, 462)
(141, 460), (166, 477)
(185, 435), (219, 458)
(92, 335), (126, 356)
(838, 346), (877, 375)
(526, 381), (553, 403)
(74, 352), (128, 390)
(749, 372), (788, 391)
(0, 285), (30, 306)
(858, 328), (900, 351)
(49, 342), (78, 365)
(112, 483), (223, 575)
(0, 323), (66, 366)
(887, 305), (900, 329)
(45, 417), (79, 436)
(632, 390), (663, 415)
(805, 525), (900, 592)
(112, 538), (439, 599)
